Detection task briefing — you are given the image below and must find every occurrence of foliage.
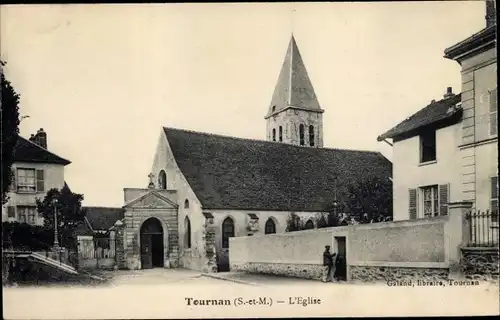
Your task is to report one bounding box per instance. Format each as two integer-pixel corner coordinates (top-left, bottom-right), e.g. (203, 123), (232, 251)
(36, 185), (86, 249)
(315, 211), (343, 229)
(2, 222), (53, 251)
(285, 212), (303, 232)
(1, 60), (20, 205)
(346, 177), (393, 222)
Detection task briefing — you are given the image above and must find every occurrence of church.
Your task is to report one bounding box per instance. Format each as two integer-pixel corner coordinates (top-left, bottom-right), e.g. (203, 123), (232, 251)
(115, 35), (392, 272)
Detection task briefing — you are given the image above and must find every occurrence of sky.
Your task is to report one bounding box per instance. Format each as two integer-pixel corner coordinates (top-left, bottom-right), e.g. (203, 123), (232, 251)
(1, 2), (487, 207)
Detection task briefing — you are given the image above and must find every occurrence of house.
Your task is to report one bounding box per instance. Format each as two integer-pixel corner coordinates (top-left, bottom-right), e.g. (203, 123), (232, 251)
(2, 129), (71, 225)
(377, 89), (462, 221)
(443, 0), (497, 216)
(118, 35), (393, 272)
(378, 1), (497, 223)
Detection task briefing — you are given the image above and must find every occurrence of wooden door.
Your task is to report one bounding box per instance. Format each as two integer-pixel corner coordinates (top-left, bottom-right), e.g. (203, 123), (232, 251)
(140, 235), (152, 269)
(335, 236), (347, 280)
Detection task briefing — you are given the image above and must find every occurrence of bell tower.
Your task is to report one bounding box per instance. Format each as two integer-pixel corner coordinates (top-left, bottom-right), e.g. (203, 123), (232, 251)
(265, 34), (324, 147)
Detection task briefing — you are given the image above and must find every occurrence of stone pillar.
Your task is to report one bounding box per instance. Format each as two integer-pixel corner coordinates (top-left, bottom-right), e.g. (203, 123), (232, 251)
(446, 201), (473, 270)
(113, 220), (126, 270)
(169, 245), (179, 268)
(202, 212), (217, 273)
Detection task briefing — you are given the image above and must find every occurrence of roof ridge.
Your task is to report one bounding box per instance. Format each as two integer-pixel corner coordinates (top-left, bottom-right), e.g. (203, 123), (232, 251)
(19, 135), (71, 164)
(163, 126), (381, 155)
(84, 206), (124, 210)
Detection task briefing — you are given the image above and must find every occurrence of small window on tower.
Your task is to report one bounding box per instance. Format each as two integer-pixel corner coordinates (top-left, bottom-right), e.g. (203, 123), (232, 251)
(272, 128), (276, 141)
(299, 124), (305, 146)
(279, 126), (283, 142)
(272, 105), (276, 112)
(309, 125), (315, 147)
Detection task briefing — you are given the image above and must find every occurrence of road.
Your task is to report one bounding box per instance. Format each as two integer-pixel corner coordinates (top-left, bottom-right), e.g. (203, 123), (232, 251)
(4, 269), (498, 319)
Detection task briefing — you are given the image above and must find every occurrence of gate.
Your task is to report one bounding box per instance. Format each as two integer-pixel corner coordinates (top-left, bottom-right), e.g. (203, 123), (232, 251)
(77, 237), (117, 269)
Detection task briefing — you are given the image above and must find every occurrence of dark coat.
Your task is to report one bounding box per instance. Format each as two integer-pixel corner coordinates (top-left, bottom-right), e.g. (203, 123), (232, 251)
(323, 251), (333, 266)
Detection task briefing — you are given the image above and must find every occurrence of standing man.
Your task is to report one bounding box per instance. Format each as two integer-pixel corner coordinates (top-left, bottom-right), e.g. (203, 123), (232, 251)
(322, 245), (336, 282)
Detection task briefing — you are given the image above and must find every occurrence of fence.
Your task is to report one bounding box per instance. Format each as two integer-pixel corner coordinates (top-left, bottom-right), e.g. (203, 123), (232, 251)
(77, 237), (117, 269)
(465, 210), (499, 247)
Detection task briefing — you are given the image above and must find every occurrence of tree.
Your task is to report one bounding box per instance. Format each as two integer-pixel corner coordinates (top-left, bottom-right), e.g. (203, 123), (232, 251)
(36, 185), (86, 249)
(1, 60), (20, 205)
(285, 212), (303, 232)
(346, 177), (393, 222)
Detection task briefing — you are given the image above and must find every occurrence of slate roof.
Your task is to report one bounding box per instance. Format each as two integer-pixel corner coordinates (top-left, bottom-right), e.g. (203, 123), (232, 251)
(444, 25), (496, 60)
(12, 136), (71, 165)
(377, 94), (462, 141)
(83, 207), (125, 231)
(164, 127), (392, 212)
(265, 35), (324, 119)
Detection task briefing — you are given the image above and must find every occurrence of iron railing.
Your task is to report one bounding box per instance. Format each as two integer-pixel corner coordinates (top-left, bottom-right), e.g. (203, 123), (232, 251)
(465, 210), (499, 247)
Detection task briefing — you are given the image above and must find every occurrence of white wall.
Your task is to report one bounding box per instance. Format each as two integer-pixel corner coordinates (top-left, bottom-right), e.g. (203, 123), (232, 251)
(149, 129), (206, 269)
(392, 124), (461, 221)
(2, 162), (66, 225)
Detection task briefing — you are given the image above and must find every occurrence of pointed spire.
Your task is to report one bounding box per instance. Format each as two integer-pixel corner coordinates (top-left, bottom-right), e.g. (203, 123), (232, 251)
(266, 35), (323, 118)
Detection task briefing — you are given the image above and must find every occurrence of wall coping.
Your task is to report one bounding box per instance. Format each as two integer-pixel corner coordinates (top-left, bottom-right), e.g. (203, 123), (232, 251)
(461, 247), (499, 253)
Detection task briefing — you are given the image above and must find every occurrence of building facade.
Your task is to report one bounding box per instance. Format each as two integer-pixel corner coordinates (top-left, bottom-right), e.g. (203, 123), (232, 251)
(2, 129), (71, 225)
(378, 2), (497, 223)
(118, 35), (392, 272)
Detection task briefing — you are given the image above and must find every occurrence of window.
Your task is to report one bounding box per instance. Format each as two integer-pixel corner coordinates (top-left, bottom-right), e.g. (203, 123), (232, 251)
(490, 88), (497, 136)
(272, 128), (276, 142)
(420, 130), (436, 163)
(17, 168), (36, 192)
(184, 199), (189, 209)
(304, 220), (314, 229)
(309, 125), (315, 147)
(264, 218), (276, 234)
(158, 170), (167, 189)
(272, 105), (276, 112)
(299, 124), (305, 146)
(492, 176), (498, 223)
(279, 126), (283, 142)
(17, 206), (37, 224)
(184, 216), (192, 248)
(222, 217), (234, 248)
(421, 185), (438, 218)
(7, 206), (15, 218)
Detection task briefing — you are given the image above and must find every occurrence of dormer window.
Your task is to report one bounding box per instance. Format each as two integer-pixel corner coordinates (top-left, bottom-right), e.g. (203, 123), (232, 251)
(420, 130), (436, 163)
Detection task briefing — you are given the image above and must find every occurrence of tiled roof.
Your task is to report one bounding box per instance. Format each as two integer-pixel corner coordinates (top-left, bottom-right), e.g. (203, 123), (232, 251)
(164, 127), (392, 212)
(83, 207), (125, 231)
(444, 25), (496, 60)
(12, 136), (71, 165)
(377, 94), (462, 141)
(265, 35), (323, 118)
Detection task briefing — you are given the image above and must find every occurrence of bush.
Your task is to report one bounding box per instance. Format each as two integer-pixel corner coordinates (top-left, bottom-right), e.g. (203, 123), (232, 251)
(2, 222), (54, 251)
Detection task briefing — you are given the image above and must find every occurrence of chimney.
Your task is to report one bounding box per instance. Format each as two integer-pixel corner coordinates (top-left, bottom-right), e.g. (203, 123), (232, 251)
(33, 128), (47, 149)
(486, 0), (496, 27)
(443, 87), (454, 99)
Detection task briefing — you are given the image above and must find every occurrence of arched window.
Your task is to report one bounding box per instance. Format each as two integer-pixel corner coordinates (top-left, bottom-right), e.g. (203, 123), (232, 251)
(272, 128), (276, 141)
(304, 220), (314, 229)
(279, 126), (283, 142)
(309, 125), (315, 147)
(265, 218), (276, 234)
(184, 216), (191, 248)
(222, 217), (235, 248)
(184, 199), (189, 209)
(299, 124), (305, 145)
(158, 170), (167, 189)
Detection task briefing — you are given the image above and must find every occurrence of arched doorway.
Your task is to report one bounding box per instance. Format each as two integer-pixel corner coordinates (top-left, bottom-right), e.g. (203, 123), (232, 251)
(218, 217), (235, 272)
(140, 218), (164, 269)
(265, 218), (276, 234)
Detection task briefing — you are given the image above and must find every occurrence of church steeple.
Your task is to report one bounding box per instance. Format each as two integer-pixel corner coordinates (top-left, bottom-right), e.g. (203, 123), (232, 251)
(265, 34), (324, 148)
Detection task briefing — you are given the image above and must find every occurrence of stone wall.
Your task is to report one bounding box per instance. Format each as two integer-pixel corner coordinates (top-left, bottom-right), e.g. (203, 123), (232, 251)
(231, 262), (324, 280)
(461, 247), (499, 280)
(350, 266), (450, 282)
